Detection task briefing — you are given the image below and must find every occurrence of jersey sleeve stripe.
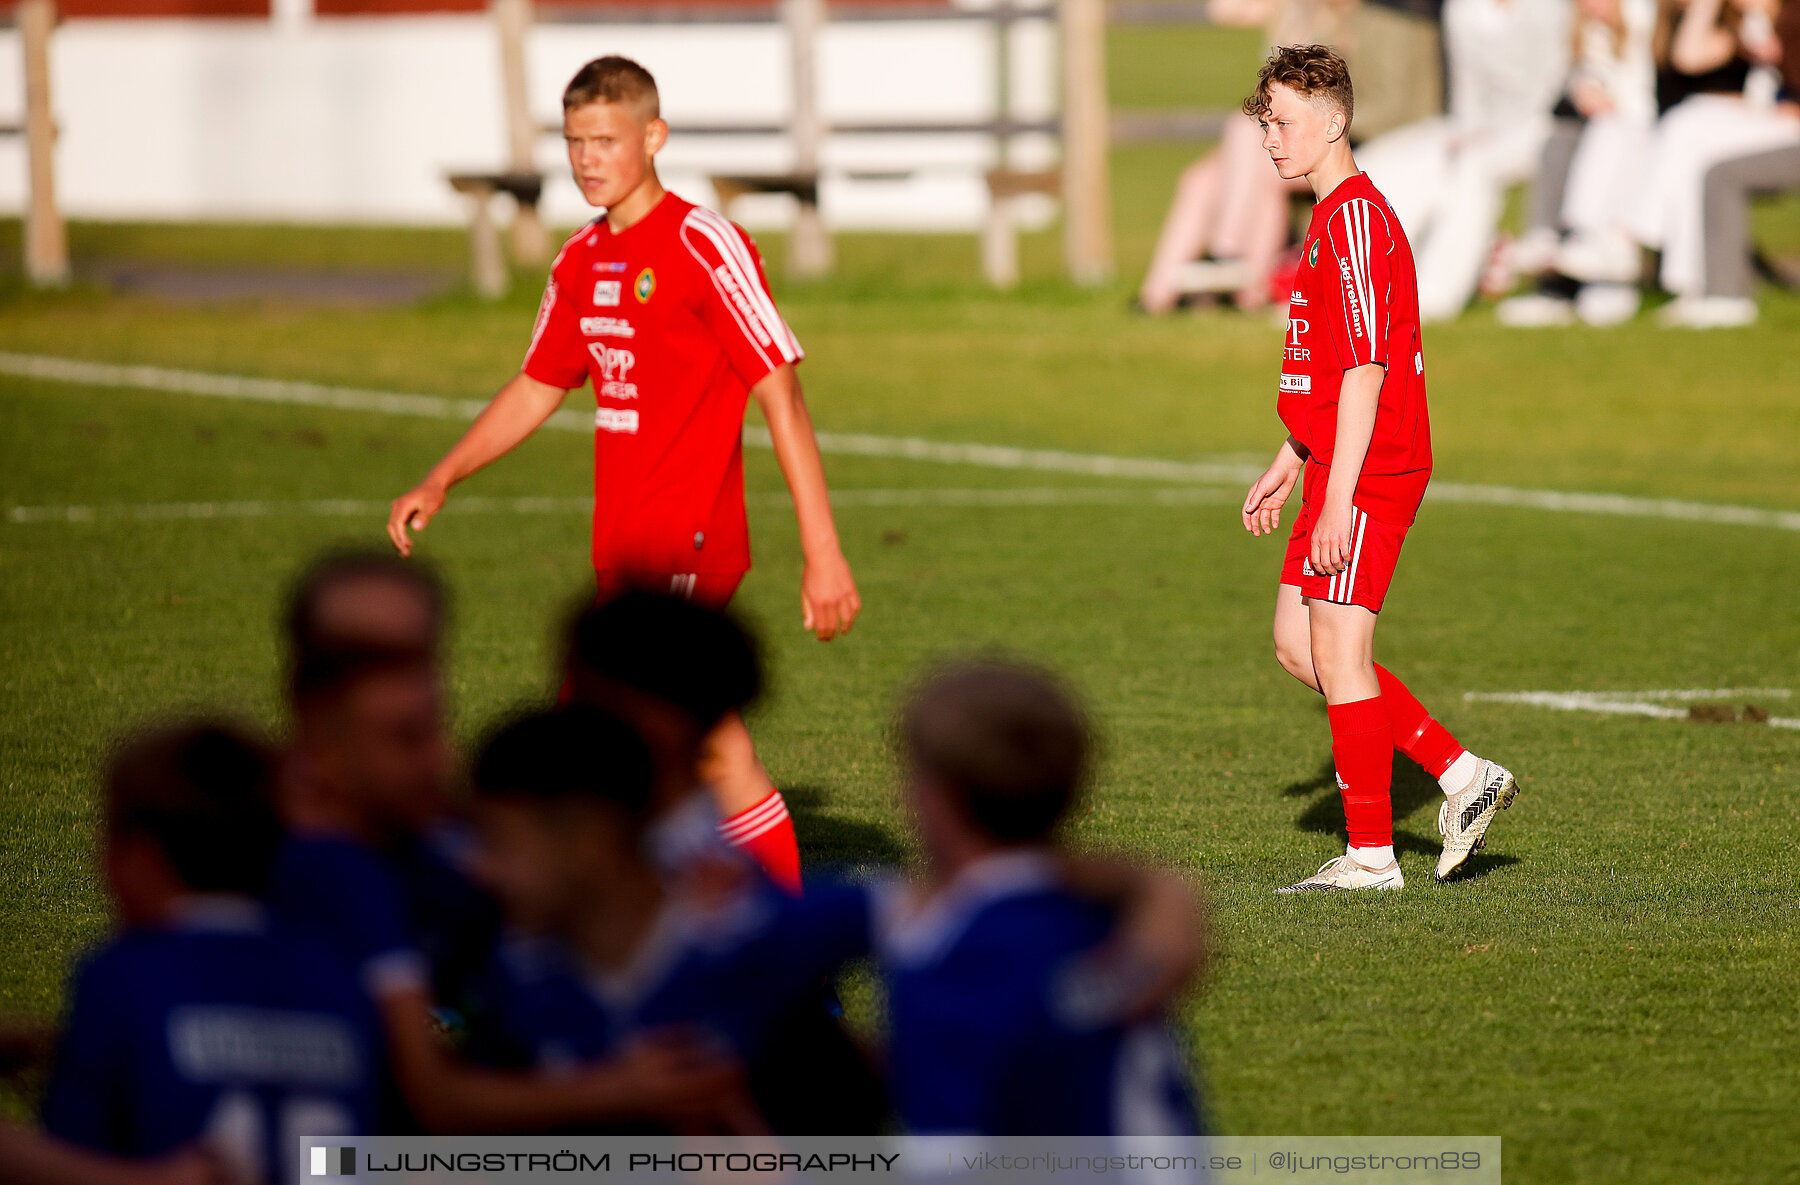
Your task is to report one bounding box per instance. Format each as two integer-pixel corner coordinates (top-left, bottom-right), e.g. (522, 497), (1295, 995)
(685, 208), (803, 364)
(1369, 200), (1394, 343)
(1358, 202), (1378, 349)
(524, 278), (559, 363)
(684, 211), (792, 365)
(1336, 201), (1376, 366)
(681, 216), (778, 372)
(1327, 214), (1359, 361)
(693, 208), (803, 361)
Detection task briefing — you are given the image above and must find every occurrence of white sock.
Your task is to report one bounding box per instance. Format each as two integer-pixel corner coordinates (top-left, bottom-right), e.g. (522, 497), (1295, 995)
(1439, 751), (1481, 797)
(1349, 844), (1395, 869)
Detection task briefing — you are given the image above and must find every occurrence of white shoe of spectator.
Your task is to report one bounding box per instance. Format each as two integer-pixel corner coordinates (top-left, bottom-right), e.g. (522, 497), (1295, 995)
(1508, 227), (1562, 277)
(1556, 230), (1640, 284)
(1496, 293), (1576, 327)
(1657, 295), (1758, 328)
(1576, 284), (1641, 326)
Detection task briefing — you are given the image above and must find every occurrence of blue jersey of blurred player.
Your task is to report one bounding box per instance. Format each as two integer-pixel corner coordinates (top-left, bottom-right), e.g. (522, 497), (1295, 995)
(41, 722), (382, 1185)
(265, 552), (745, 1135)
(865, 661), (1202, 1137)
(462, 704), (876, 1132)
(870, 856), (1195, 1136)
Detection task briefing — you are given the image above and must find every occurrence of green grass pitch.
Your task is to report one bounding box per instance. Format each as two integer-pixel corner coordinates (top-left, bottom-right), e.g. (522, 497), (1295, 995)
(4, 52), (1800, 1183)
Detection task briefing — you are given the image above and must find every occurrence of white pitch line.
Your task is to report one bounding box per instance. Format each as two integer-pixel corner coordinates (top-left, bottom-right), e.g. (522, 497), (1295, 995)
(4, 487), (1237, 525)
(1465, 689), (1800, 730)
(7, 351), (1800, 531)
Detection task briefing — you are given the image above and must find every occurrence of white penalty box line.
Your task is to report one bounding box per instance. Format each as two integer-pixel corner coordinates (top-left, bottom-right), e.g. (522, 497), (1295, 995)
(6, 351), (1800, 532)
(1466, 688), (1800, 731)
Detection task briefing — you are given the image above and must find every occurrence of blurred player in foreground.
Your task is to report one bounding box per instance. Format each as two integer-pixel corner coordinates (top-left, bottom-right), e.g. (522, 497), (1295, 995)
(41, 722), (383, 1185)
(560, 591), (888, 1128)
(467, 658), (1206, 1136)
(388, 55), (858, 889)
(872, 661), (1205, 1134)
(1239, 46), (1519, 892)
(270, 557), (743, 1133)
(463, 705), (860, 1133)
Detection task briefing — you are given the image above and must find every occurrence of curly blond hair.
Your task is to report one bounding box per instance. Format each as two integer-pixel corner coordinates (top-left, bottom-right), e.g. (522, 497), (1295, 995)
(1242, 44), (1355, 128)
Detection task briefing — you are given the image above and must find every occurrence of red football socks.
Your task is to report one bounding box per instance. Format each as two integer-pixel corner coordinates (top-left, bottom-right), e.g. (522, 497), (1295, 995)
(1328, 696), (1394, 849)
(1375, 664), (1465, 778)
(718, 790), (802, 895)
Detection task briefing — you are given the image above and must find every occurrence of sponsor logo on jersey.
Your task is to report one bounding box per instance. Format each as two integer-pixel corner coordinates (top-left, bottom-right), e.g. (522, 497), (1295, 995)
(168, 1006), (363, 1086)
(594, 260), (628, 272)
(587, 344), (638, 400)
(1280, 373), (1312, 393)
(1415, 350), (1424, 375)
(1339, 260), (1364, 337)
(635, 268), (656, 303)
(596, 407), (640, 434)
(1284, 317), (1311, 362)
(711, 265), (775, 347)
(1289, 292), (1307, 306)
(593, 280), (622, 307)
(1307, 240), (1319, 267)
(580, 317), (634, 338)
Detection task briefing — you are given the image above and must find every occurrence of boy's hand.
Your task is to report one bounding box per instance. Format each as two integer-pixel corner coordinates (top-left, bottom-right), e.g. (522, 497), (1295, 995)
(387, 479), (448, 556)
(801, 548), (860, 641)
(602, 1032), (752, 1128)
(1242, 457), (1301, 536)
(1310, 500), (1356, 575)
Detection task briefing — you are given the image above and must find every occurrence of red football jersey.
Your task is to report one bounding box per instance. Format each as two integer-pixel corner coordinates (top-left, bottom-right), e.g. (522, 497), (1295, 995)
(522, 193), (803, 575)
(1278, 173), (1432, 526)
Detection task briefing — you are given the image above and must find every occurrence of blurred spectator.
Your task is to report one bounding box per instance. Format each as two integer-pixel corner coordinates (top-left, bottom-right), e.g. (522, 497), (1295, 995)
(40, 722), (382, 1185)
(1691, 140), (1800, 313)
(1633, 0), (1800, 324)
(1138, 0), (1353, 313)
(1502, 0), (1661, 323)
(1357, 0), (1571, 320)
(1342, 0), (1449, 140)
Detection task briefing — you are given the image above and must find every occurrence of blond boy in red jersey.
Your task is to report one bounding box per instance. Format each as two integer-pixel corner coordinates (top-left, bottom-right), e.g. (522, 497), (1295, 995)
(389, 57), (858, 891)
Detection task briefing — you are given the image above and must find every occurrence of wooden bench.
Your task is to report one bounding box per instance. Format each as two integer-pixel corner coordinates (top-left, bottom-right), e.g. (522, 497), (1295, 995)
(446, 171), (544, 299)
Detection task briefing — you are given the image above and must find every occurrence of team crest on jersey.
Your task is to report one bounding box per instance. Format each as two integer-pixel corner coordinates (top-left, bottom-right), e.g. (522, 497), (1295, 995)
(635, 268), (656, 303)
(1307, 240), (1320, 267)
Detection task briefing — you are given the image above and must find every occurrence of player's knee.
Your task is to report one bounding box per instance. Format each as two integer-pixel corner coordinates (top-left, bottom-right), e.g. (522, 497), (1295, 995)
(1273, 636), (1310, 681)
(1272, 622), (1313, 682)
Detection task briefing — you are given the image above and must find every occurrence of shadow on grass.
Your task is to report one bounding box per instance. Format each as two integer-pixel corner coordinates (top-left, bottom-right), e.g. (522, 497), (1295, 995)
(1279, 753), (1522, 877)
(783, 784), (908, 868)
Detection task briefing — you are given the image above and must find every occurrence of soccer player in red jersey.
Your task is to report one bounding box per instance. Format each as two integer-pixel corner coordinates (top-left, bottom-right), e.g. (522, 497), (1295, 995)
(388, 56), (858, 893)
(1238, 46), (1520, 892)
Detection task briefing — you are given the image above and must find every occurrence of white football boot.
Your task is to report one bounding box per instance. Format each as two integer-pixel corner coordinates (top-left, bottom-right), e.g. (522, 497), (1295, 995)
(1275, 853), (1405, 894)
(1435, 759), (1519, 881)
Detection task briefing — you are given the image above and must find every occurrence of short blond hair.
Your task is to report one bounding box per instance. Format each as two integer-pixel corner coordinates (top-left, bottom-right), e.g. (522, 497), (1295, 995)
(563, 56), (660, 121)
(1242, 44), (1355, 129)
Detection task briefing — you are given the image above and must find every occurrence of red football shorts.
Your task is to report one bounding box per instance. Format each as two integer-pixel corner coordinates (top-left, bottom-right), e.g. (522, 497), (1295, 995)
(594, 568), (744, 611)
(1281, 499), (1408, 613)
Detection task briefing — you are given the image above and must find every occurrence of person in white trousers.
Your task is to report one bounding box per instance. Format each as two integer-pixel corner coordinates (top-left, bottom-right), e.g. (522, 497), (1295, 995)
(1630, 0), (1800, 324)
(1354, 0), (1572, 321)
